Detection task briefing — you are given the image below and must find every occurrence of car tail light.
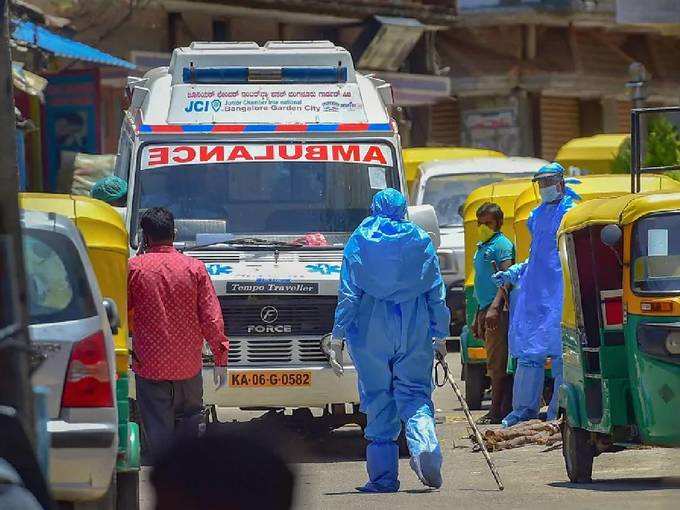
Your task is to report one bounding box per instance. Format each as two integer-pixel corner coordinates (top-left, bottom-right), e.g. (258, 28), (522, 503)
(62, 331), (113, 408)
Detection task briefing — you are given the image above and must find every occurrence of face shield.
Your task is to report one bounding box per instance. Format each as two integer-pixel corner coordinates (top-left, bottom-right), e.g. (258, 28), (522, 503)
(534, 173), (564, 203)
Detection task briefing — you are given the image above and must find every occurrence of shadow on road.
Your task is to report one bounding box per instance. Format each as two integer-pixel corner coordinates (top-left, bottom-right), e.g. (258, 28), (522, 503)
(207, 417), (367, 464)
(549, 476), (680, 492)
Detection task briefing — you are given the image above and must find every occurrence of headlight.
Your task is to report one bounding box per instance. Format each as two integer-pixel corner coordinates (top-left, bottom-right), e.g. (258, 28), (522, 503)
(437, 254), (448, 270)
(666, 331), (680, 355)
(321, 333), (332, 355)
(437, 250), (455, 272)
(638, 323), (680, 364)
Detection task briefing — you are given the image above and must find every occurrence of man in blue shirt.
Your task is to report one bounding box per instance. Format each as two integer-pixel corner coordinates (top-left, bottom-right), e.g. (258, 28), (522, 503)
(472, 202), (515, 424)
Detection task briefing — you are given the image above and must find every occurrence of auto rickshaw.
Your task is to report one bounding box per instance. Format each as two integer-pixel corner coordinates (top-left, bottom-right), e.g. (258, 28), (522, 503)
(403, 146), (505, 193)
(459, 177), (534, 409)
(18, 193), (140, 498)
(555, 134), (629, 175)
(557, 190), (680, 482)
(514, 174), (680, 261)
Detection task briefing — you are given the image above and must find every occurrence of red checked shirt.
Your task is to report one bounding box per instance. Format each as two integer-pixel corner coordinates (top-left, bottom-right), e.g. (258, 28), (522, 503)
(128, 245), (229, 380)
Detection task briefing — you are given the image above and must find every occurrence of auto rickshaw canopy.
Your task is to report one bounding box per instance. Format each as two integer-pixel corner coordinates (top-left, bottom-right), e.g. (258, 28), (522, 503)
(555, 134), (629, 175)
(19, 193), (129, 374)
(403, 146), (505, 187)
(513, 174), (680, 261)
(559, 191), (680, 236)
(462, 177), (534, 285)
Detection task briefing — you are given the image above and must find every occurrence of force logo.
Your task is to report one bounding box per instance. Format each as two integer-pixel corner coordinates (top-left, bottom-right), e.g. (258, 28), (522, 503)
(246, 306), (293, 334)
(260, 305), (279, 324)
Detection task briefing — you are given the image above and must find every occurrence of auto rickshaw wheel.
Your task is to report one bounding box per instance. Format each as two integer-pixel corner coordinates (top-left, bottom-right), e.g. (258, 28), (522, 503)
(464, 363), (486, 410)
(561, 419), (594, 483)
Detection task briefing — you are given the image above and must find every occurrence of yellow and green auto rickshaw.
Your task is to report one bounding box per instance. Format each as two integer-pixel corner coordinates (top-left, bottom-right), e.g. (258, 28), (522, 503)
(19, 193), (140, 493)
(403, 146), (505, 194)
(555, 134), (629, 175)
(459, 177), (534, 409)
(514, 174), (680, 262)
(557, 190), (680, 482)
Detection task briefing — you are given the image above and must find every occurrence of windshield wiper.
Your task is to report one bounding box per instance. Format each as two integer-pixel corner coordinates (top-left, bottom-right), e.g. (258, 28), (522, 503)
(180, 237), (303, 252)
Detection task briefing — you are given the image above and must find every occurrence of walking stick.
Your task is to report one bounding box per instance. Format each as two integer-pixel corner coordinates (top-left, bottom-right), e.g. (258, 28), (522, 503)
(435, 352), (504, 491)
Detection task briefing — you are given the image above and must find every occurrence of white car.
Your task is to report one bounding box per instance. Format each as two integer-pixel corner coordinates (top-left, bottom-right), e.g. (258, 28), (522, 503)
(411, 157), (548, 337)
(23, 210), (120, 509)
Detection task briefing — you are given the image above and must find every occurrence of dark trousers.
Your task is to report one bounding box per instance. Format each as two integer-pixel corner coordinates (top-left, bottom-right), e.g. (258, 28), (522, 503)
(136, 371), (204, 462)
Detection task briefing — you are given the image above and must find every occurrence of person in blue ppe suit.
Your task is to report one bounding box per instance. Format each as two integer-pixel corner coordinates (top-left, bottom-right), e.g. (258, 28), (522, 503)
(492, 163), (579, 428)
(330, 188), (450, 493)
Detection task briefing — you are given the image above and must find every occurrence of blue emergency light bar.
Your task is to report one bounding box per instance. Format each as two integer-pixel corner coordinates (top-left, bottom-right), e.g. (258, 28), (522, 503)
(182, 65), (348, 84)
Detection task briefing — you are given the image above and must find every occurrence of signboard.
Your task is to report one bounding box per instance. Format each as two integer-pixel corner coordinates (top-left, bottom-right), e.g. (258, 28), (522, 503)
(617, 0), (680, 24)
(459, 0), (569, 9)
(44, 69), (100, 191)
(462, 108), (521, 156)
(168, 84), (366, 124)
(140, 143), (394, 168)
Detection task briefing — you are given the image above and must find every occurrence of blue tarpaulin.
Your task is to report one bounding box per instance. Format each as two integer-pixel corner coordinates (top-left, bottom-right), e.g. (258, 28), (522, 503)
(12, 20), (136, 70)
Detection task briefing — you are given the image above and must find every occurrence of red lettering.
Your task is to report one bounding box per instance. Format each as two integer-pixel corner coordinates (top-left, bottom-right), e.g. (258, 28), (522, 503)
(147, 147), (169, 167)
(363, 146), (387, 165)
(305, 145), (328, 161)
(254, 145), (275, 160)
(200, 146), (224, 162)
(172, 146), (196, 164)
(279, 145), (302, 160)
(228, 146), (253, 161)
(332, 145), (360, 162)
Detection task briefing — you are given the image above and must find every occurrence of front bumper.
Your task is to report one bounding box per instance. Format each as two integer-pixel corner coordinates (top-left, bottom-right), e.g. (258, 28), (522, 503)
(48, 420), (117, 501)
(202, 365), (360, 409)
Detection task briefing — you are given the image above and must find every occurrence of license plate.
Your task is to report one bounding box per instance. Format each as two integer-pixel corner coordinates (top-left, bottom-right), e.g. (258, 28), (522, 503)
(228, 370), (312, 388)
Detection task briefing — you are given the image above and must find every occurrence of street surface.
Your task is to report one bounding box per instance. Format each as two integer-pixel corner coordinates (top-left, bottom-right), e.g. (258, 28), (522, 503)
(140, 354), (680, 509)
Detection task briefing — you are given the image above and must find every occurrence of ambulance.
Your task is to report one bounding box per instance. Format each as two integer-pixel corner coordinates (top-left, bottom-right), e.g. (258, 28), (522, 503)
(116, 40), (438, 430)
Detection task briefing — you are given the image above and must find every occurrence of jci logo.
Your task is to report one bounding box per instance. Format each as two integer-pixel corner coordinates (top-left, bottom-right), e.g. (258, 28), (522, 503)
(185, 100), (222, 113)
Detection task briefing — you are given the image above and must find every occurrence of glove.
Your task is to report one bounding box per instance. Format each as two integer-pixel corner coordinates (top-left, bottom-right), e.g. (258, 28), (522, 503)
(433, 338), (447, 360)
(491, 270), (511, 288)
(213, 365), (228, 390)
(328, 337), (344, 377)
(492, 262), (526, 287)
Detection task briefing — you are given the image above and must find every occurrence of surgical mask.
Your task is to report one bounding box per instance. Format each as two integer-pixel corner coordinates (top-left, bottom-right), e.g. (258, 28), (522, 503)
(477, 224), (495, 242)
(539, 185), (563, 203)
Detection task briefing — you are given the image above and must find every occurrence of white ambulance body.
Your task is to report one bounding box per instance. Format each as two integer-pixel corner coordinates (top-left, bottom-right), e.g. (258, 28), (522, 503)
(118, 41), (438, 425)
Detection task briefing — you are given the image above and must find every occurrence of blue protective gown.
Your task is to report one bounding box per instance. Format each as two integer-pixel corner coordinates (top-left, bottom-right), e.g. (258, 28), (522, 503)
(502, 189), (577, 426)
(332, 188), (450, 492)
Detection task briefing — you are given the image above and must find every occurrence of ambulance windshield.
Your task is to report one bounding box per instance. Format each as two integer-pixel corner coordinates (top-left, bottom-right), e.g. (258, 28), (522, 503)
(131, 142), (398, 245)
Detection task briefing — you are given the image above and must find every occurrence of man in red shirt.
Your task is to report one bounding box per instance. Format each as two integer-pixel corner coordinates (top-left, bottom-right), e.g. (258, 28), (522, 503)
(129, 207), (229, 461)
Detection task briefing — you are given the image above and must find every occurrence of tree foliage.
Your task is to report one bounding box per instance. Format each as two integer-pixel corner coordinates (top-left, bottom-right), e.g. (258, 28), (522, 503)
(611, 117), (680, 182)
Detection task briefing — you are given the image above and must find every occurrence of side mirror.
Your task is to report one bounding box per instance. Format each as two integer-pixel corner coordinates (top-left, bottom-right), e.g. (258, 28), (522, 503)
(103, 298), (120, 335)
(600, 224), (622, 247)
(408, 205), (441, 249)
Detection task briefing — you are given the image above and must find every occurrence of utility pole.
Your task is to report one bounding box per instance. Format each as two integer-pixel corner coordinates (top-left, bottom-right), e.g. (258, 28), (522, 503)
(0, 0), (34, 441)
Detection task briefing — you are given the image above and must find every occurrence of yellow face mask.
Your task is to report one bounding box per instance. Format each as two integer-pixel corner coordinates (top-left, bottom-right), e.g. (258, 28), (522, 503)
(477, 224), (496, 243)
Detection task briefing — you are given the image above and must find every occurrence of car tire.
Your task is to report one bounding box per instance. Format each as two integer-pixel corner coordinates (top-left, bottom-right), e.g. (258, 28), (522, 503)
(464, 363), (486, 411)
(116, 471), (139, 510)
(561, 418), (594, 483)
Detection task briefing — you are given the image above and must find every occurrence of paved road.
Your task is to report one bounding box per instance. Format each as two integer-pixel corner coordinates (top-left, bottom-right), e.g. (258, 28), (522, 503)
(140, 354), (680, 509)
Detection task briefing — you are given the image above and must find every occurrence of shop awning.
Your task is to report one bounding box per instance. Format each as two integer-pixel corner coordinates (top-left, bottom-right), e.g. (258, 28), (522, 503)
(371, 71), (451, 106)
(12, 20), (136, 69)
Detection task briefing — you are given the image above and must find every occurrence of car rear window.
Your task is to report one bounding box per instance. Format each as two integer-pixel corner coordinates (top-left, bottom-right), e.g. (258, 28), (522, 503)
(23, 229), (97, 325)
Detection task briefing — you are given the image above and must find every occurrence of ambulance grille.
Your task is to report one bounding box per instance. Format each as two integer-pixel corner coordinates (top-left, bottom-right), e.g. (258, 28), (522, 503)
(218, 295), (336, 366)
(219, 295), (337, 336)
